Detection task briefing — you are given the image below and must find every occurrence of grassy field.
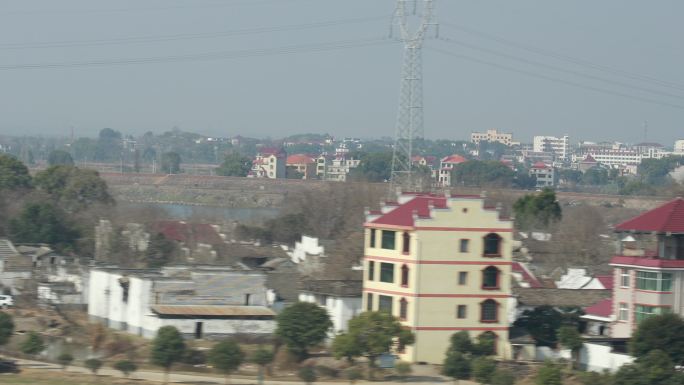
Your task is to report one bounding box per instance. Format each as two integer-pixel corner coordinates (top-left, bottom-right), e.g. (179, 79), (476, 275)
(0, 369), (156, 385)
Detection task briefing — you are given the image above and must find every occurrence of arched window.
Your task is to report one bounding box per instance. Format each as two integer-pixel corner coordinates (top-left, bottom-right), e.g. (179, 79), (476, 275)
(483, 233), (502, 256)
(480, 300), (499, 322)
(399, 298), (408, 320)
(401, 264), (409, 287)
(482, 266), (500, 289)
(402, 232), (411, 254)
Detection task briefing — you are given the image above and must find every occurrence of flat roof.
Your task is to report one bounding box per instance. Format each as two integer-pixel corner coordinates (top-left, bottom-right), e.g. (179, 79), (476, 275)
(150, 305), (275, 318)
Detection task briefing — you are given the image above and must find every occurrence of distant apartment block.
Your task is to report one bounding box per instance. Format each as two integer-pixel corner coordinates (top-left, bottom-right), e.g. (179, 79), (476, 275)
(471, 129), (515, 146)
(675, 140), (684, 154)
(324, 155), (360, 182)
(533, 135), (569, 161)
(363, 193), (513, 364)
(249, 148), (286, 179)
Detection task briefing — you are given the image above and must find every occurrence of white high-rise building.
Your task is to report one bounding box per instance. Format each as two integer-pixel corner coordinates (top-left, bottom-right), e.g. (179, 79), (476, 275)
(533, 135), (570, 161)
(675, 140), (684, 154)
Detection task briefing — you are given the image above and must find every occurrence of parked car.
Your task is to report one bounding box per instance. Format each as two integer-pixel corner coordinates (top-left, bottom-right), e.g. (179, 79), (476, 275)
(0, 359), (20, 373)
(0, 295), (14, 308)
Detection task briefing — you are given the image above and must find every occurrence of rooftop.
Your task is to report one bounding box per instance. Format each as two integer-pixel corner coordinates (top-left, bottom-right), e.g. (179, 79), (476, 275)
(584, 298), (613, 319)
(300, 279), (362, 297)
(150, 305), (275, 318)
(614, 197), (684, 233)
(514, 288), (611, 308)
(441, 154), (467, 164)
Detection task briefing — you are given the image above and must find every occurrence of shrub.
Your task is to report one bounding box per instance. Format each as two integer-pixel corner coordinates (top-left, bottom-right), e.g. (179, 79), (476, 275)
(85, 358), (103, 375)
(299, 365), (317, 385)
(395, 361), (412, 379)
(57, 353), (74, 370)
(20, 332), (45, 355)
(315, 365), (339, 379)
(113, 360), (138, 377)
(344, 367), (363, 384)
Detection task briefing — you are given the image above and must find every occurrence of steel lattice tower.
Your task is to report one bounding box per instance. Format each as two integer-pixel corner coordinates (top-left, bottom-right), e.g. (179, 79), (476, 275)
(389, 0), (436, 195)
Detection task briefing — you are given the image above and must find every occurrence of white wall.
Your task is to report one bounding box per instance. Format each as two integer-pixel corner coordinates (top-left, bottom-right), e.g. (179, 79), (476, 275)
(580, 343), (634, 373)
(299, 293), (362, 335)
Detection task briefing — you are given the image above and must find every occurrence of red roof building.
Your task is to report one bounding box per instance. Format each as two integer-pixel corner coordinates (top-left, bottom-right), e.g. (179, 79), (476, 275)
(614, 197), (684, 233)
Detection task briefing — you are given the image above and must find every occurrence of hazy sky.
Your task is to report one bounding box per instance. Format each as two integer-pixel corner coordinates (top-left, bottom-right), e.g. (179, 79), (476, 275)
(2, 0), (684, 145)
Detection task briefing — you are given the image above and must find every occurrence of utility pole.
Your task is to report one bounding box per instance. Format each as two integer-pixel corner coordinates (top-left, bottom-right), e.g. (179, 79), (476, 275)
(389, 0), (437, 196)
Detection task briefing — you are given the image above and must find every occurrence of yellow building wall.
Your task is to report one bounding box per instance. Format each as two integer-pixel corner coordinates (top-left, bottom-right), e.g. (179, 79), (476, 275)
(362, 196), (513, 364)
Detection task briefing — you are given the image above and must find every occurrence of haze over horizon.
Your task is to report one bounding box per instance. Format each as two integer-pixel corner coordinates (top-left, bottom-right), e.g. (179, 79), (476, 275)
(2, 0), (684, 145)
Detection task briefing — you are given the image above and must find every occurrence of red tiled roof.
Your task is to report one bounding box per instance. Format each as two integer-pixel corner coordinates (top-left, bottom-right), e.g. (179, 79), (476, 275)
(596, 275), (613, 290)
(512, 262), (542, 288)
(531, 161), (550, 169)
(582, 154), (597, 163)
(441, 154), (467, 164)
(614, 198), (684, 233)
(151, 221), (223, 245)
(584, 298), (612, 318)
(369, 194), (448, 227)
(286, 154), (315, 165)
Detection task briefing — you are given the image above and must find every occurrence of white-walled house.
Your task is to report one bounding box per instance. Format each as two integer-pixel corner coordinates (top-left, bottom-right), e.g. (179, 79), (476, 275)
(88, 266), (275, 339)
(299, 279), (362, 335)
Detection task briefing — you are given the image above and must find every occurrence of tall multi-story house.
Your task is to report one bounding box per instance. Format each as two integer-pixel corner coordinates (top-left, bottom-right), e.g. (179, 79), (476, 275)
(249, 148), (286, 179)
(363, 193), (513, 364)
(533, 135), (569, 161)
(286, 154), (317, 180)
(610, 198), (684, 338)
(438, 154), (467, 187)
(471, 129), (515, 146)
(324, 156), (360, 182)
(529, 162), (555, 188)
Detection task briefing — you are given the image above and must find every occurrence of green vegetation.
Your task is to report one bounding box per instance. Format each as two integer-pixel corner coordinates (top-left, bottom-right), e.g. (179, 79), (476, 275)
(535, 361), (562, 385)
(20, 332), (45, 355)
(442, 352), (471, 384)
(348, 151), (393, 182)
(276, 302), (332, 360)
(236, 213), (310, 244)
(0, 312), (14, 346)
(490, 369), (516, 385)
(145, 232), (178, 268)
(56, 353), (74, 370)
(47, 150), (74, 167)
(0, 153), (32, 191)
(471, 357), (497, 384)
(161, 152), (181, 174)
(34, 166), (113, 211)
(557, 326), (583, 369)
(251, 347), (275, 385)
(513, 188), (562, 230)
(298, 365), (317, 385)
(630, 313), (684, 365)
(332, 311), (414, 379)
(113, 360), (137, 377)
(208, 339), (245, 384)
(514, 305), (582, 347)
(394, 361), (412, 379)
(8, 202), (80, 252)
(150, 326), (186, 384)
(216, 152), (252, 177)
(84, 358), (102, 376)
(451, 160), (514, 187)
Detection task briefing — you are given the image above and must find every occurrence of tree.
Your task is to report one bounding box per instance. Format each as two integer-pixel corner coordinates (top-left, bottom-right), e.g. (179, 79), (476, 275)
(0, 312), (14, 346)
(286, 166), (305, 179)
(344, 367), (363, 385)
(395, 362), (412, 381)
(298, 365), (317, 385)
(161, 152), (181, 174)
(276, 302), (332, 360)
(47, 150), (74, 166)
(146, 233), (177, 268)
(332, 333), (361, 363)
(442, 352), (471, 384)
(535, 361), (562, 385)
(557, 326), (583, 369)
(8, 202), (80, 251)
(451, 160), (514, 187)
(0, 153), (32, 191)
(252, 347), (274, 385)
(348, 152), (393, 182)
(331, 311), (414, 379)
(513, 188), (562, 230)
(34, 166), (114, 211)
(581, 167), (609, 186)
(85, 358), (102, 377)
(630, 313), (684, 365)
(514, 306), (581, 347)
(208, 339), (245, 384)
(150, 326), (186, 384)
(448, 331), (475, 355)
(57, 353), (74, 371)
(216, 153), (252, 177)
(614, 349), (684, 385)
(471, 357), (496, 384)
(490, 369), (515, 385)
(20, 332), (45, 355)
(113, 360), (138, 378)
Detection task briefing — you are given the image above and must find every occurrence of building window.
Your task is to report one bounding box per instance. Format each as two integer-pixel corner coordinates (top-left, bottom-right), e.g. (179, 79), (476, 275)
(458, 271), (468, 285)
(401, 264), (409, 287)
(381, 231), (396, 250)
(368, 261), (375, 281)
(482, 266), (500, 289)
(635, 305), (670, 323)
(459, 239), (469, 253)
(620, 269), (630, 288)
(457, 305), (467, 319)
(370, 229), (376, 248)
(480, 300), (498, 322)
(380, 263), (395, 283)
(399, 298), (408, 320)
(619, 303), (629, 321)
(483, 233), (502, 256)
(636, 271), (672, 292)
(402, 232), (410, 254)
(379, 295), (393, 314)
(366, 293), (373, 311)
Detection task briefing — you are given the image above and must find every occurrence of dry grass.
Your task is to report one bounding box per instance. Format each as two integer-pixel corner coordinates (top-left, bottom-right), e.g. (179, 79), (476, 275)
(0, 368), (156, 385)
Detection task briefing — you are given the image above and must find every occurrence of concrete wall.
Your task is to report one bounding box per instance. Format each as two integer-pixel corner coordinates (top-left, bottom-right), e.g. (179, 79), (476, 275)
(299, 292), (362, 334)
(141, 315), (275, 339)
(580, 343), (635, 373)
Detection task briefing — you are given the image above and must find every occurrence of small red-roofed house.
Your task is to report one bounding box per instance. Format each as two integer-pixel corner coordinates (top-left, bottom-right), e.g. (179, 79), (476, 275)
(249, 148), (286, 179)
(286, 154), (316, 179)
(438, 154), (468, 187)
(529, 162), (555, 188)
(582, 298), (613, 336)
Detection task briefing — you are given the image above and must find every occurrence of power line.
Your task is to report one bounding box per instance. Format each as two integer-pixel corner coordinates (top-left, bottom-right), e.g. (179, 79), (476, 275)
(441, 21), (684, 92)
(0, 16), (388, 50)
(437, 37), (684, 101)
(426, 45), (684, 111)
(0, 38), (397, 71)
